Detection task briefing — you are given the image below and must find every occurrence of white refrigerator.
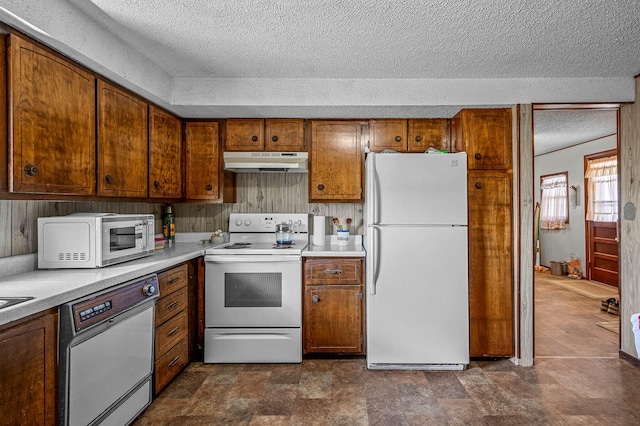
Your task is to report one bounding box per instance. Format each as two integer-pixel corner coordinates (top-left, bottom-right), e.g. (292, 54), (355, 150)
(365, 152), (469, 370)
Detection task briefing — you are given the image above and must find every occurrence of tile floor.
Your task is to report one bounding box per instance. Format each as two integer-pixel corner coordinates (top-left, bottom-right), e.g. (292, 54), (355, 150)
(133, 276), (640, 425)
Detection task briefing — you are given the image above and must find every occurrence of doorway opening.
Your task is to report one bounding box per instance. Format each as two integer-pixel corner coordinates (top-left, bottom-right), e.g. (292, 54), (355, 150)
(532, 105), (620, 359)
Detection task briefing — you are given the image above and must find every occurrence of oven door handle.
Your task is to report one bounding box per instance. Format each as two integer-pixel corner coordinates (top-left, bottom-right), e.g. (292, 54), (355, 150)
(205, 255), (301, 263)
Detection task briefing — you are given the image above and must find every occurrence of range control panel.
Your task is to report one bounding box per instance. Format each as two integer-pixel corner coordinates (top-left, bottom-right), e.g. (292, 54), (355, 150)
(228, 213), (310, 234)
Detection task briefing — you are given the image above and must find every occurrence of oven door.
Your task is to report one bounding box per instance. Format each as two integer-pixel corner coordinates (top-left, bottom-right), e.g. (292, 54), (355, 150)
(204, 254), (301, 327)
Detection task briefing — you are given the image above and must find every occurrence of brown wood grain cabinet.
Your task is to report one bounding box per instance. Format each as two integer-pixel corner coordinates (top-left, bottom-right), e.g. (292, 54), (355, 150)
(309, 121), (364, 202)
(149, 106), (183, 199)
(303, 258), (365, 354)
(8, 34), (96, 195)
(154, 263), (190, 394)
(368, 119), (408, 152)
(468, 171), (514, 357)
(224, 118), (265, 151)
(408, 119), (449, 152)
(0, 308), (57, 426)
(453, 108), (514, 358)
(97, 80), (149, 198)
(225, 118), (305, 152)
(265, 118), (305, 151)
(185, 121), (236, 202)
(451, 108), (512, 170)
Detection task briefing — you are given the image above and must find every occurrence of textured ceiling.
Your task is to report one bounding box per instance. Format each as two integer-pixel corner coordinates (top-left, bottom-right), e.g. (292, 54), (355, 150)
(72, 0), (640, 79)
(533, 109), (617, 156)
(1, 0), (635, 150)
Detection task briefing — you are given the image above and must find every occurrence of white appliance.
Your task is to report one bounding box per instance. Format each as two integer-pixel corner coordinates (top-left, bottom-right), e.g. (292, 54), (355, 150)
(38, 213), (155, 269)
(204, 213), (309, 363)
(365, 152), (469, 370)
(223, 151), (308, 173)
(58, 274), (158, 426)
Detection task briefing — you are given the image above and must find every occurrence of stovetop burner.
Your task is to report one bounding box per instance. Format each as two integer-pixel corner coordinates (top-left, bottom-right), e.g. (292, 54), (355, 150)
(224, 242), (253, 249)
(272, 242), (296, 249)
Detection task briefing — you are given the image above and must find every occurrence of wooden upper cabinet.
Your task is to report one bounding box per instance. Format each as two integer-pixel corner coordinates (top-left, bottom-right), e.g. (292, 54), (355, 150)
(97, 80), (149, 198)
(408, 119), (448, 152)
(184, 121), (222, 201)
(309, 121), (364, 203)
(224, 119), (264, 151)
(149, 106), (182, 199)
(451, 108), (512, 170)
(265, 119), (305, 151)
(8, 34), (96, 195)
(368, 119), (407, 152)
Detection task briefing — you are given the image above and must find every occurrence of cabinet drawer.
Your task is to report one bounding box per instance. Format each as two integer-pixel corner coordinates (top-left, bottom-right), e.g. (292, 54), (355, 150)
(304, 259), (362, 285)
(158, 264), (188, 297)
(155, 286), (188, 326)
(154, 336), (188, 394)
(155, 310), (188, 358)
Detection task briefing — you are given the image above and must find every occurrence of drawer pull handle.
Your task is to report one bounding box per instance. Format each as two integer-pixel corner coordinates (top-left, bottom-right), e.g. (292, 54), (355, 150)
(168, 355), (181, 367)
(167, 301), (180, 310)
(323, 269), (343, 274)
(168, 277), (181, 284)
(168, 327), (180, 337)
(312, 295), (320, 303)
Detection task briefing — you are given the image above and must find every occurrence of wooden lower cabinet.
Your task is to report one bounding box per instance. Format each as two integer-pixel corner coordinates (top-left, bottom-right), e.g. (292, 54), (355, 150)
(154, 263), (190, 394)
(303, 258), (365, 354)
(0, 308), (57, 426)
(468, 170), (514, 357)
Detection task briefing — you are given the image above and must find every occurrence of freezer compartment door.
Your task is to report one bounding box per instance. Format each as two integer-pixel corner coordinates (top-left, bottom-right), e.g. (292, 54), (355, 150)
(366, 152), (467, 226)
(366, 226), (469, 366)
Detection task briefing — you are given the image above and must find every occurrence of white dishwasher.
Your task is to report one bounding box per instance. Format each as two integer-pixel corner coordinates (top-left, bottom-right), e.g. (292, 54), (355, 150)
(58, 274), (158, 426)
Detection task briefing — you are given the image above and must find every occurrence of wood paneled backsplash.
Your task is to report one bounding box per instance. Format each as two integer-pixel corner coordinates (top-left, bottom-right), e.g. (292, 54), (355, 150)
(0, 173), (364, 258)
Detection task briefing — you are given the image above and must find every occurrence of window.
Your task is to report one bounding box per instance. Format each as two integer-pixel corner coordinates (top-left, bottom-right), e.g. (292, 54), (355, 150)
(540, 172), (568, 229)
(585, 155), (618, 222)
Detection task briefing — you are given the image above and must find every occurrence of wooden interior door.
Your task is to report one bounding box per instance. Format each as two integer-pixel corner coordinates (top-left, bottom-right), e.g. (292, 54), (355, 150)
(587, 221), (619, 287)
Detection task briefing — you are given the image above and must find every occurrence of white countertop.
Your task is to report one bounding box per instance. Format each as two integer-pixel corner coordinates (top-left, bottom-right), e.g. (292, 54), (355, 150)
(303, 235), (366, 257)
(0, 234), (366, 328)
(0, 242), (215, 327)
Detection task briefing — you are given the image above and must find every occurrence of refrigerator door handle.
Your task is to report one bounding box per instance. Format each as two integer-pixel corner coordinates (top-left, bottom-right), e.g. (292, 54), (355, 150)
(369, 225), (381, 295)
(366, 153), (380, 225)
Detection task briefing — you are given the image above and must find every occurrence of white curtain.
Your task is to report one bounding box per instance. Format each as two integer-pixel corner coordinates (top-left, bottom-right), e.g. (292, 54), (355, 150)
(540, 174), (568, 229)
(586, 155), (618, 222)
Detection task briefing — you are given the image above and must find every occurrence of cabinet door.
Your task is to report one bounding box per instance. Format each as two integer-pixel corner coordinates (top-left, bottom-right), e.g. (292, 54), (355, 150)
(97, 80), (148, 197)
(368, 119), (407, 152)
(408, 119), (448, 152)
(9, 35), (96, 195)
(224, 119), (264, 151)
(265, 119), (305, 151)
(464, 109), (512, 170)
(149, 106), (182, 199)
(304, 285), (363, 354)
(309, 121), (363, 202)
(0, 309), (57, 426)
(184, 122), (222, 201)
(468, 171), (514, 357)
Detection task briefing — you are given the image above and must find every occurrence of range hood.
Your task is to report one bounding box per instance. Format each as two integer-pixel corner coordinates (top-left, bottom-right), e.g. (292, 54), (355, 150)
(223, 152), (308, 173)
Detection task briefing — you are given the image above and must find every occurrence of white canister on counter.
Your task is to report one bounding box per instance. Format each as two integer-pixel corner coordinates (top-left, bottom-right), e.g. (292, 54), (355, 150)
(313, 215), (325, 246)
(336, 229), (350, 246)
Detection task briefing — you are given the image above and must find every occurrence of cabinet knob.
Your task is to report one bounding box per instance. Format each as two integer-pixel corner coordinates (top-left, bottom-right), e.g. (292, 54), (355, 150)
(395, 136), (402, 142)
(105, 175), (113, 184)
(312, 295), (320, 303)
(272, 136), (278, 142)
(317, 184), (325, 191)
(23, 164), (38, 177)
(415, 136), (422, 142)
(475, 182), (483, 190)
(251, 135), (259, 142)
(205, 184), (213, 191)
(154, 180), (160, 189)
(474, 153), (482, 160)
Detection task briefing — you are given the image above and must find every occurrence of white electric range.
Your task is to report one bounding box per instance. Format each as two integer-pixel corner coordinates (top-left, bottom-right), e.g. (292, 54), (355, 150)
(203, 213), (310, 363)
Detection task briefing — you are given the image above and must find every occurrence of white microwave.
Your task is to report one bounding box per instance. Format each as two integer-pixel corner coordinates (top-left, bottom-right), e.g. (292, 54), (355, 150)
(38, 213), (155, 269)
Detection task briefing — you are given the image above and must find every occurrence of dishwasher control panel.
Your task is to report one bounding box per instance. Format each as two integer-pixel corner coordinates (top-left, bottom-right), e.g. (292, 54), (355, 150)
(70, 274), (158, 333)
